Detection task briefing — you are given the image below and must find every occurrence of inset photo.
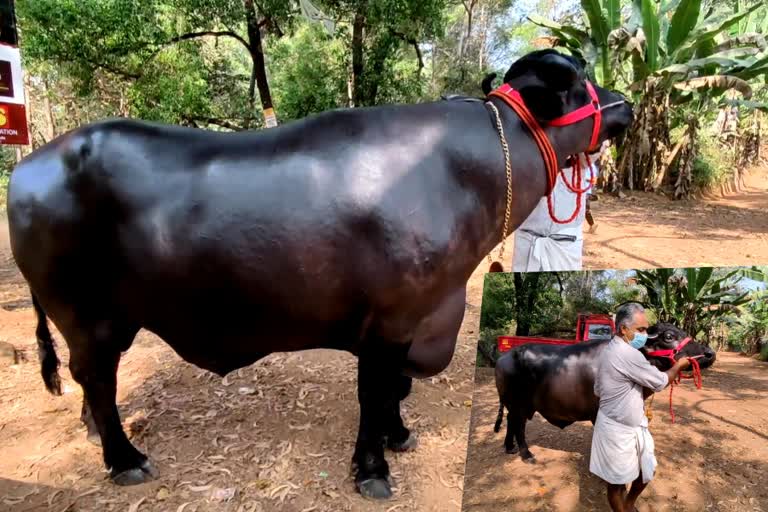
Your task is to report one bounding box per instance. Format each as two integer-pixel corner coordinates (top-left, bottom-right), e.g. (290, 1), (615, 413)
(463, 267), (768, 512)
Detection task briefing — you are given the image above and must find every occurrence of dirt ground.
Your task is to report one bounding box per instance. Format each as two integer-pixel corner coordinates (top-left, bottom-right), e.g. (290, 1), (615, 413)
(462, 355), (768, 512)
(0, 163), (766, 512)
(580, 165), (768, 270)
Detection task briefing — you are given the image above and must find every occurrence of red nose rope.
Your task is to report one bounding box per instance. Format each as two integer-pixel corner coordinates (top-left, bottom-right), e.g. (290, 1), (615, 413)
(646, 337), (703, 424)
(487, 81), (604, 224)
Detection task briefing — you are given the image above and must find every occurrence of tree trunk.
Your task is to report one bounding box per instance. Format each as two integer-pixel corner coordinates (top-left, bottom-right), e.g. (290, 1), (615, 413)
(351, 5), (366, 107)
(42, 79), (56, 142)
(514, 273), (541, 337)
(243, 0), (275, 127)
(463, 0), (475, 57)
(478, 3), (488, 70)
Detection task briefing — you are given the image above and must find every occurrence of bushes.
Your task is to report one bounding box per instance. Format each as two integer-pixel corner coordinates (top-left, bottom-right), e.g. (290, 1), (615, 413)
(692, 134), (732, 191)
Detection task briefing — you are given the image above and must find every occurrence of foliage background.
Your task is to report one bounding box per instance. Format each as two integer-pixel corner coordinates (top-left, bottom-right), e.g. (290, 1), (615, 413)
(476, 266), (768, 366)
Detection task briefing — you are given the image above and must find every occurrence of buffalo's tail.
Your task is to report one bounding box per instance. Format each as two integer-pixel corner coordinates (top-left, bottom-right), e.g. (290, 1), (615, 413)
(493, 399), (504, 433)
(32, 291), (62, 395)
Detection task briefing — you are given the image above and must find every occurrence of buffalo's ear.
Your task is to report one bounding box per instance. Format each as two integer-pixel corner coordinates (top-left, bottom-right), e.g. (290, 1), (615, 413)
(534, 52), (580, 91)
(481, 73), (497, 96)
(517, 85), (566, 122)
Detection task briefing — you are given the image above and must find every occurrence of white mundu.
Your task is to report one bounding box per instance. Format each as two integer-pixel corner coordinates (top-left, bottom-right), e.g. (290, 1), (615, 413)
(512, 152), (598, 272)
(589, 336), (669, 485)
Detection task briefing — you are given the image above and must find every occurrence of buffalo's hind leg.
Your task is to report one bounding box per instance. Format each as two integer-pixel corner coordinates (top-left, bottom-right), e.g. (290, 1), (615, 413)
(352, 339), (411, 499)
(66, 323), (156, 485)
(504, 411), (518, 454)
(516, 419), (536, 463)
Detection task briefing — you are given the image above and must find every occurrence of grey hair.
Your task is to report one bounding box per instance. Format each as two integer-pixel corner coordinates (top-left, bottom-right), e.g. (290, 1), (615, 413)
(615, 302), (645, 332)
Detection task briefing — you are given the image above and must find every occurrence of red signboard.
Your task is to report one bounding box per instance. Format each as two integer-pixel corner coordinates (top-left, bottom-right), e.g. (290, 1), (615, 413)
(0, 0), (28, 145)
(0, 102), (27, 144)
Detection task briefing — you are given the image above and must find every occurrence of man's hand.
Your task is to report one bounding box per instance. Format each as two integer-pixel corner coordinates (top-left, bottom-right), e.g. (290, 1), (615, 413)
(665, 357), (691, 384)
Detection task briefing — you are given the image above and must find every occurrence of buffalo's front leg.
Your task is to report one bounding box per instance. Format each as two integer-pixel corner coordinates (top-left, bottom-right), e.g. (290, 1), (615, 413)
(80, 399), (101, 446)
(514, 416), (535, 463)
(353, 340), (410, 499)
(384, 375), (417, 452)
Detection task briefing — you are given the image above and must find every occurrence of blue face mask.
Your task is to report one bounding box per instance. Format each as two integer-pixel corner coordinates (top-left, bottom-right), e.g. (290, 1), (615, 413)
(629, 332), (648, 349)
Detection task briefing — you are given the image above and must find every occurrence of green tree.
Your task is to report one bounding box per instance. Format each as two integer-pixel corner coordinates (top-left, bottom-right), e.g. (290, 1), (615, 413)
(633, 267), (766, 343)
(18, 0), (297, 128)
(530, 0), (768, 196)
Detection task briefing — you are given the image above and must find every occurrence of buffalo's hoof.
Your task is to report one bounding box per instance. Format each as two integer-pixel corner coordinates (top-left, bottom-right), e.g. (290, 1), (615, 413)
(522, 454), (537, 464)
(505, 446), (519, 455)
(111, 459), (158, 486)
(86, 432), (102, 447)
(388, 433), (418, 452)
(357, 477), (393, 500)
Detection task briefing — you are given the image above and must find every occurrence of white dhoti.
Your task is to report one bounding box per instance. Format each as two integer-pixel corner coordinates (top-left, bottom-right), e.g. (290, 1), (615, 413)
(589, 410), (658, 485)
(512, 158), (597, 273)
(513, 229), (583, 272)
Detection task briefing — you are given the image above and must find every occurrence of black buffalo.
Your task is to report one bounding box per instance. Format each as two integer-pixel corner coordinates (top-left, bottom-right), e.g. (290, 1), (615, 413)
(8, 49), (632, 499)
(493, 323), (716, 461)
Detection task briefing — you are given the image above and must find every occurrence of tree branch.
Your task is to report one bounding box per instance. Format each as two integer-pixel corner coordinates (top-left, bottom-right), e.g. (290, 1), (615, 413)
(390, 30), (424, 73)
(183, 116), (246, 131)
(166, 31), (252, 53)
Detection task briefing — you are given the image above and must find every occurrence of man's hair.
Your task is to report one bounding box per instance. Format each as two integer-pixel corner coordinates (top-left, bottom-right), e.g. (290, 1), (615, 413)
(615, 302), (645, 332)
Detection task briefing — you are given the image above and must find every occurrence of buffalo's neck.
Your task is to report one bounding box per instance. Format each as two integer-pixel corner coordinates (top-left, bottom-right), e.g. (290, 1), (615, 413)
(444, 98), (562, 271)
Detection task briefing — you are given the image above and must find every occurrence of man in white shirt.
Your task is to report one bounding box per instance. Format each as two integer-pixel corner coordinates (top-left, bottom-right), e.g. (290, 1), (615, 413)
(511, 142), (608, 272)
(590, 303), (691, 512)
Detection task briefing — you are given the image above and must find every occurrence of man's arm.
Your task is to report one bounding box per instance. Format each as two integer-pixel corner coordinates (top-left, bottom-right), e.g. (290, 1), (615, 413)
(642, 358), (691, 399)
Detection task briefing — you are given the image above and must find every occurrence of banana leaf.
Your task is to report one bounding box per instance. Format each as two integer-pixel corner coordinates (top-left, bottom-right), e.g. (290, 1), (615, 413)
(713, 33), (768, 52)
(738, 268), (768, 282)
(667, 0), (702, 54)
(678, 2), (764, 56)
(527, 15), (592, 44)
(720, 99), (768, 112)
(640, 0), (661, 71)
(686, 268), (698, 301)
(695, 267), (714, 299)
(733, 53), (768, 80)
(605, 0), (622, 30)
(674, 75), (753, 99)
(659, 47), (761, 75)
(582, 0), (610, 45)
(661, 0), (684, 16)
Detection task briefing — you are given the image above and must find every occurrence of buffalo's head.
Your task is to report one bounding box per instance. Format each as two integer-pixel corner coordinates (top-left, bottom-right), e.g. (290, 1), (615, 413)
(481, 49), (633, 157)
(640, 322), (717, 371)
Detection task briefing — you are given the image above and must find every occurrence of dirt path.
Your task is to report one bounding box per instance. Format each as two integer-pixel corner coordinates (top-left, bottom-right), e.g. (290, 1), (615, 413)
(462, 353), (768, 512)
(0, 165), (766, 512)
(581, 166), (768, 270)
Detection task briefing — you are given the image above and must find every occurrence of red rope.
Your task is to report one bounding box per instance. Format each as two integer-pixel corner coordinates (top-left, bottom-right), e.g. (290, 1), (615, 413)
(488, 88), (591, 226)
(666, 357), (702, 424)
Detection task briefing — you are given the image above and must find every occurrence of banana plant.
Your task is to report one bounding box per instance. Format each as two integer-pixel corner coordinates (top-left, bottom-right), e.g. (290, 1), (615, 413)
(633, 267), (758, 340)
(529, 0), (767, 97)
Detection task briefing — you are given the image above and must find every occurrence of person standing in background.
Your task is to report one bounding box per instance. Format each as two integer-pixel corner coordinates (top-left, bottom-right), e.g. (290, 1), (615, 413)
(511, 141), (608, 272)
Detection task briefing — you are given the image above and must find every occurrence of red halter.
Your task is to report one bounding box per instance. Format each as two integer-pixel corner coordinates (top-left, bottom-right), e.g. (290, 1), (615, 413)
(646, 336), (693, 362)
(549, 81), (603, 152)
(646, 337), (703, 424)
(488, 80), (604, 224)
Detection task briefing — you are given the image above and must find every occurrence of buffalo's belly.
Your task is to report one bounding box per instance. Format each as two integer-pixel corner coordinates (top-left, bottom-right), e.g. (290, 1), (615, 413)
(534, 374), (599, 423)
